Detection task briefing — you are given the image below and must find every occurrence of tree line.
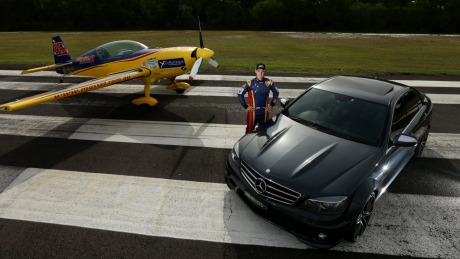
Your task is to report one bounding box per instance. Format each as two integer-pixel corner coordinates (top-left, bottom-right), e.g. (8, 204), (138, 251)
(1, 0), (459, 33)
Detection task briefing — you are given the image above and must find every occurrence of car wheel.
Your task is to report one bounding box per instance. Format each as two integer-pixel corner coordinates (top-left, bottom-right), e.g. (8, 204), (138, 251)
(414, 129), (429, 158)
(346, 192), (375, 242)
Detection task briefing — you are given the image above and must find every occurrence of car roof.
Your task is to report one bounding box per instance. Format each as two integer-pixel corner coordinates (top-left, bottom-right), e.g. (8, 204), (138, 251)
(314, 76), (407, 105)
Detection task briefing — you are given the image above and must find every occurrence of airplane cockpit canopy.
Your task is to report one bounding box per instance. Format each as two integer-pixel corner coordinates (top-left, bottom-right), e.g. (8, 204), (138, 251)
(96, 40), (148, 60)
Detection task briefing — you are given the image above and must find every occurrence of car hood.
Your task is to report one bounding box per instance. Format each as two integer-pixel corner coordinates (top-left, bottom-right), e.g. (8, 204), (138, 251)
(240, 115), (381, 196)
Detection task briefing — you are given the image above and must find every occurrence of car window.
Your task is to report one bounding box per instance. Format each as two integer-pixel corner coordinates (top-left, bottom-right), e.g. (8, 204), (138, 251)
(283, 88), (387, 146)
(391, 90), (423, 140)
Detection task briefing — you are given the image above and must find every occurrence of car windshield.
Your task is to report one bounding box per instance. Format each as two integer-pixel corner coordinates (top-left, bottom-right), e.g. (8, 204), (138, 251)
(283, 88), (387, 146)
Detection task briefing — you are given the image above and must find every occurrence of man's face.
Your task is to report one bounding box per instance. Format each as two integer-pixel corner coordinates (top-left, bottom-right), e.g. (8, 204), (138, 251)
(255, 69), (265, 79)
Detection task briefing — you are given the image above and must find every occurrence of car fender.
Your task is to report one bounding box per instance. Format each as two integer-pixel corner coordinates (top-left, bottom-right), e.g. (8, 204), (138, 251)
(345, 178), (378, 221)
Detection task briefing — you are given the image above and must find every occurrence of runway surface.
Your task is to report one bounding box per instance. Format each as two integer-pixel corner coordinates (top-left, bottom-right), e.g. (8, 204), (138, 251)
(0, 70), (459, 258)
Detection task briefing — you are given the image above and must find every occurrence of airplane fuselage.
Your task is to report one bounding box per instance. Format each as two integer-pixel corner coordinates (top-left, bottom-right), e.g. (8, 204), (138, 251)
(61, 42), (210, 83)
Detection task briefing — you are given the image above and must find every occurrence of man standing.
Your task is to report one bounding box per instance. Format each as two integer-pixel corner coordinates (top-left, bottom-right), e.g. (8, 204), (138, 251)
(238, 63), (279, 134)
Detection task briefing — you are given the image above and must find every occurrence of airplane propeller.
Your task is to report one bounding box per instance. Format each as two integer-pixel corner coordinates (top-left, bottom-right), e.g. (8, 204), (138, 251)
(189, 17), (219, 81)
(207, 58), (219, 68)
(189, 57), (203, 81)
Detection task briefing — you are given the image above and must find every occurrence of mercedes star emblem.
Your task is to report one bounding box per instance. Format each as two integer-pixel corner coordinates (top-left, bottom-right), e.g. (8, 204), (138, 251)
(254, 178), (267, 194)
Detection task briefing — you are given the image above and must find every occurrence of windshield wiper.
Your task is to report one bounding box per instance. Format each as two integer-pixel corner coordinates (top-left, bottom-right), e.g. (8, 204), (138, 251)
(290, 115), (340, 135)
(289, 115), (310, 125)
(310, 122), (339, 135)
(289, 115), (323, 129)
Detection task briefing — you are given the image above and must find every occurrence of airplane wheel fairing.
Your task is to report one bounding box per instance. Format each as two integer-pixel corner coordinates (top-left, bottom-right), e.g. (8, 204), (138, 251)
(346, 192), (375, 243)
(166, 82), (190, 92)
(176, 82), (190, 90)
(132, 97), (158, 106)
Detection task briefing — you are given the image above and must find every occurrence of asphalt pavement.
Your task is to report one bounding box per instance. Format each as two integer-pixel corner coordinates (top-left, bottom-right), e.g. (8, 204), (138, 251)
(0, 70), (459, 258)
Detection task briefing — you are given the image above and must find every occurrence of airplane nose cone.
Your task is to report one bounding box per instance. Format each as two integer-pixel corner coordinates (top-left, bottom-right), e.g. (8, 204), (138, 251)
(196, 48), (214, 60)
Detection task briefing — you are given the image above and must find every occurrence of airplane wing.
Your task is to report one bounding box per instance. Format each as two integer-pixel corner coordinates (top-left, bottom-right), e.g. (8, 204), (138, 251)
(0, 68), (151, 112)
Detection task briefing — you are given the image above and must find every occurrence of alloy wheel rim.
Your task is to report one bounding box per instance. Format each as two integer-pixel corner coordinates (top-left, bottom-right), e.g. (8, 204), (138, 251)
(353, 194), (375, 240)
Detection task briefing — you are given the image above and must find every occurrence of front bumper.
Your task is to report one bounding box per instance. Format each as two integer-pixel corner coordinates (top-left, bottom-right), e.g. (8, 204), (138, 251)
(225, 154), (353, 249)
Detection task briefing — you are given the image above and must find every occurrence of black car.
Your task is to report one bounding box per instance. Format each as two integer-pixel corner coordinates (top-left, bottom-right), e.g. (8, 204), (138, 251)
(225, 76), (432, 249)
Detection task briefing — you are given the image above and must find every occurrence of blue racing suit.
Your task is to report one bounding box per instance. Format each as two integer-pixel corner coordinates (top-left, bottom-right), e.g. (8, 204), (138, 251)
(238, 77), (279, 133)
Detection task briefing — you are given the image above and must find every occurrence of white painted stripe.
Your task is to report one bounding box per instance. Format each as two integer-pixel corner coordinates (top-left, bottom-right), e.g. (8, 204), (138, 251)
(179, 74), (325, 83)
(426, 94), (460, 105)
(1, 82), (459, 104)
(394, 80), (460, 88)
(0, 167), (458, 258)
(422, 133), (460, 159)
(0, 114), (458, 159)
(1, 70), (460, 87)
(0, 70), (324, 83)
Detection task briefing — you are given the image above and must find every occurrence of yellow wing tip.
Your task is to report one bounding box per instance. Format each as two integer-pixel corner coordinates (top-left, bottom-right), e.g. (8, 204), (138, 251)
(0, 105), (12, 112)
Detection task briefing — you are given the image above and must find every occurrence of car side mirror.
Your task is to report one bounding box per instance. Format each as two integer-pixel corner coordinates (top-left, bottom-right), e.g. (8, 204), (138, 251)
(281, 98), (289, 108)
(394, 134), (417, 147)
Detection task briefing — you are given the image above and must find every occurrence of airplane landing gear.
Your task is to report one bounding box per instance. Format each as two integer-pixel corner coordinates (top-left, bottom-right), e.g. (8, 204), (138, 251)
(166, 81), (190, 94)
(132, 81), (158, 106)
(132, 96), (158, 106)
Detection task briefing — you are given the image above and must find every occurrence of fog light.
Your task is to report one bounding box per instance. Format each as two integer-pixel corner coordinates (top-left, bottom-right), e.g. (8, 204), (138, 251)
(317, 233), (327, 241)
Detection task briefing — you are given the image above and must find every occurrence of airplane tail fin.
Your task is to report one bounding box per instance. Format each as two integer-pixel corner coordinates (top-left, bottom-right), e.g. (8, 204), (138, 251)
(52, 36), (72, 64)
(21, 36), (73, 75)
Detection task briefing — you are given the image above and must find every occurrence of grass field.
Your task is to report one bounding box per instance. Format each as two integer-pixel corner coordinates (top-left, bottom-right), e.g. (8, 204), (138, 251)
(0, 31), (459, 76)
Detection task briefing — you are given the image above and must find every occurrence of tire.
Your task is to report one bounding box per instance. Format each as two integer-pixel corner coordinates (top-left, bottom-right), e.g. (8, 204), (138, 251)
(175, 88), (185, 94)
(345, 192), (375, 242)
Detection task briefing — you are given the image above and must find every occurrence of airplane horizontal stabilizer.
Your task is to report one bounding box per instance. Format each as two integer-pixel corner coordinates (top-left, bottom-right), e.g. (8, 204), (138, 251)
(21, 62), (74, 75)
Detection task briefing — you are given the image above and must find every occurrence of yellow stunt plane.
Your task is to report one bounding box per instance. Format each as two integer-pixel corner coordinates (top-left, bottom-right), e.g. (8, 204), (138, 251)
(0, 29), (218, 112)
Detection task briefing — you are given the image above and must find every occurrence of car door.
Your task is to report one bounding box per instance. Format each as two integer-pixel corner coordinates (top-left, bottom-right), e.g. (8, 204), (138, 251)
(380, 89), (425, 190)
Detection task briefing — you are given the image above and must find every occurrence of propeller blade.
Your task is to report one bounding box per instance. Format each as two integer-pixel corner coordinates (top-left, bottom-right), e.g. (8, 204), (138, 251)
(208, 58), (220, 68)
(198, 17), (204, 48)
(189, 57), (203, 81)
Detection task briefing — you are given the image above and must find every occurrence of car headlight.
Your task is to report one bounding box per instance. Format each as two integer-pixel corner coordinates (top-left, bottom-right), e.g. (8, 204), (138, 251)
(231, 143), (240, 164)
(300, 196), (348, 215)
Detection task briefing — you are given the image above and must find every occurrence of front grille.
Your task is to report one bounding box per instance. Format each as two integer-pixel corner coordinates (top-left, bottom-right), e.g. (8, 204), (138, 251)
(240, 160), (300, 205)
